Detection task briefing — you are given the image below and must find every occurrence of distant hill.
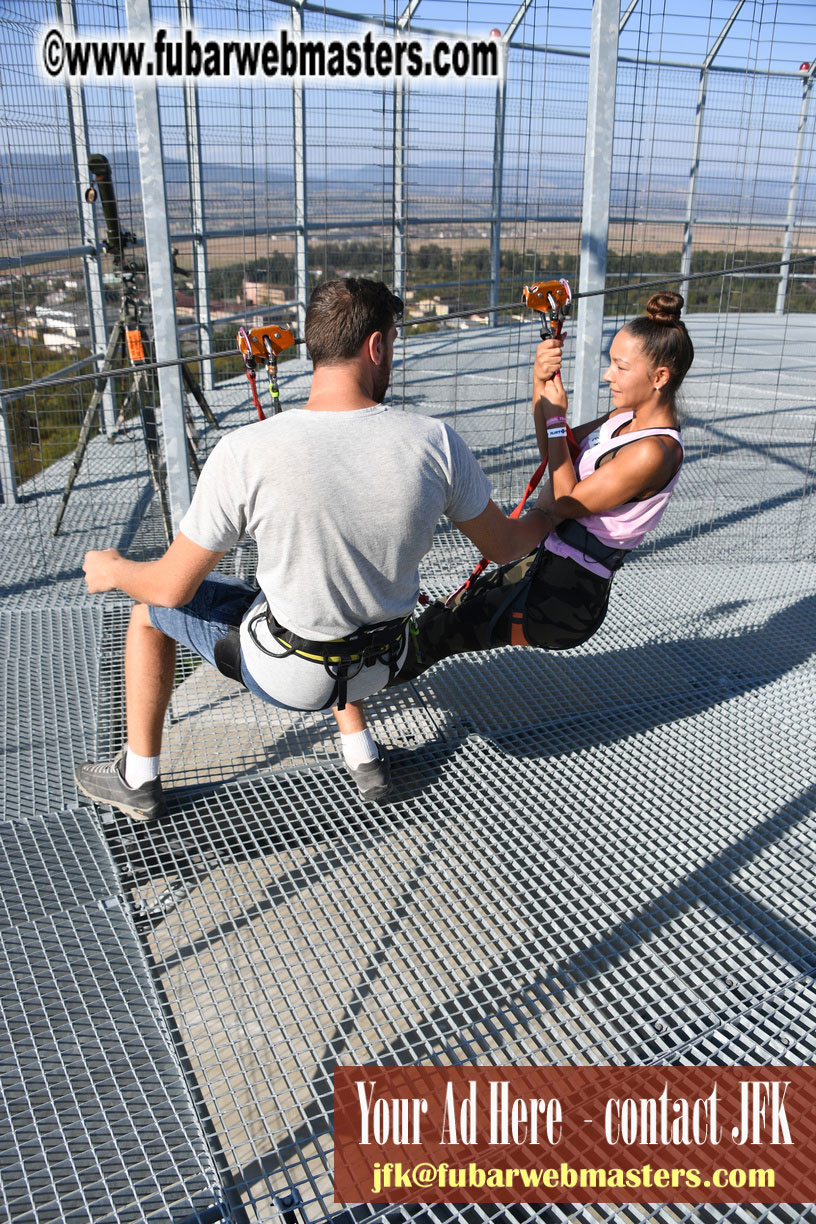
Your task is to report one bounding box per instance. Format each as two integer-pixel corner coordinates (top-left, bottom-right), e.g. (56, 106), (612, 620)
(1, 152), (814, 223)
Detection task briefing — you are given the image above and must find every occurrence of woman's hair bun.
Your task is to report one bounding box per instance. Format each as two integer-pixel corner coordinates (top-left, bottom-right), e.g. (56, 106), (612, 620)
(645, 291), (684, 325)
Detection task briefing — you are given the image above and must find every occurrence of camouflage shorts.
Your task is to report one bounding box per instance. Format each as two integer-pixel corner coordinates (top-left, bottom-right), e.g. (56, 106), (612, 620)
(391, 545), (612, 686)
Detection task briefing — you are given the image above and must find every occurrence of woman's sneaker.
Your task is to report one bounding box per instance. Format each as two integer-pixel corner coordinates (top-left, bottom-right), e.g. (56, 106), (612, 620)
(344, 745), (392, 804)
(75, 749), (167, 822)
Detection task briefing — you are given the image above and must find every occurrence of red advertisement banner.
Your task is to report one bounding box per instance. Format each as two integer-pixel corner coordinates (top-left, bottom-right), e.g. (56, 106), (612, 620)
(334, 1065), (816, 1204)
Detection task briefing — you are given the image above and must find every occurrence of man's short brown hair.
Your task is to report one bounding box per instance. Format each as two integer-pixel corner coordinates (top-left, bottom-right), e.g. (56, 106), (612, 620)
(305, 278), (403, 366)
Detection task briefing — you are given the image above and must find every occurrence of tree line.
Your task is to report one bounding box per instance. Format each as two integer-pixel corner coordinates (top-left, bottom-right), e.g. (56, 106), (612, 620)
(209, 241), (815, 315)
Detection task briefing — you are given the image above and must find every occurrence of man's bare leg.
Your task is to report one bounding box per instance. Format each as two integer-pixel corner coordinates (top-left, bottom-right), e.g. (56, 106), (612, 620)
(74, 600), (172, 820)
(332, 698), (377, 764)
(332, 699), (390, 801)
(332, 699), (366, 736)
(125, 601), (176, 757)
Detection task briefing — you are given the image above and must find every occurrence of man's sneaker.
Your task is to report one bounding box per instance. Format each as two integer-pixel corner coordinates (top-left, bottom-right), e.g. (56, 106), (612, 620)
(75, 749), (167, 822)
(345, 745), (392, 804)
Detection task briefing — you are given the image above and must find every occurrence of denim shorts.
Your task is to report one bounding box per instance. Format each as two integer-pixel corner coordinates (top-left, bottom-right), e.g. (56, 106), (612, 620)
(147, 573), (408, 712)
(147, 573), (291, 709)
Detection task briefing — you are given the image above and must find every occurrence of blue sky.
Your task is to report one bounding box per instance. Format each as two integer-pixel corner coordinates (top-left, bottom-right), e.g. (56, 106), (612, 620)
(29, 0), (816, 74)
(1, 1), (813, 207)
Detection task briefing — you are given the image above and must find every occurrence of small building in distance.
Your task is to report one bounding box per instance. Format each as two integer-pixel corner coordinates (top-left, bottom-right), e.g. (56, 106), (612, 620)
(243, 279), (288, 306)
(35, 304), (90, 351)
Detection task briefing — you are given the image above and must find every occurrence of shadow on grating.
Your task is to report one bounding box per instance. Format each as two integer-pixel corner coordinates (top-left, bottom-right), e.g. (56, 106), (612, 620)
(94, 724), (816, 1222)
(3, 318), (815, 1223)
(103, 737), (474, 924)
(407, 567), (816, 747)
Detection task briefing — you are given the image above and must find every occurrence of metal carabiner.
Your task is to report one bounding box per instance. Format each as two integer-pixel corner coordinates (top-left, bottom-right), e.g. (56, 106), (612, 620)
(522, 278), (572, 381)
(522, 277), (572, 337)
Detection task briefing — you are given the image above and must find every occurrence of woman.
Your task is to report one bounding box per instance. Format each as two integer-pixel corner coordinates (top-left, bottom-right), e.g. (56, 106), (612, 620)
(393, 291), (693, 682)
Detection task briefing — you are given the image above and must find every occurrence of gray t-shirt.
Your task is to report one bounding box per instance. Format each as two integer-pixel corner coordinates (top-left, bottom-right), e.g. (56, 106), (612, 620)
(180, 405), (490, 645)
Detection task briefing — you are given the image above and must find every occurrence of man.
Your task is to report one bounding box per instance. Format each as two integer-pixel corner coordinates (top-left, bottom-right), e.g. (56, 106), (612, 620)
(75, 278), (559, 819)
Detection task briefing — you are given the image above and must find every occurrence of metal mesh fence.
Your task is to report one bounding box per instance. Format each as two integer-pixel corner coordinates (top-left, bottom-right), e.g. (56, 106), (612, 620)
(1, 3), (816, 1222)
(0, 0), (814, 555)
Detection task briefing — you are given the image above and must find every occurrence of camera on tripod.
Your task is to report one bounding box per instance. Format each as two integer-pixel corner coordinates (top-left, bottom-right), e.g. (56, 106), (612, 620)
(85, 154), (190, 282)
(85, 154), (138, 265)
(53, 153), (216, 540)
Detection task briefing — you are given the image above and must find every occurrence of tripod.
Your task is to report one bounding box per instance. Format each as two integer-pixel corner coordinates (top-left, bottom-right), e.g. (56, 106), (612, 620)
(52, 265), (217, 542)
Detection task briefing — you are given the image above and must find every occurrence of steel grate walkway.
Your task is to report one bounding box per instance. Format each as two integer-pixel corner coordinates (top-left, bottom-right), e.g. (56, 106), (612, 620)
(0, 810), (226, 1224)
(1, 319), (814, 1223)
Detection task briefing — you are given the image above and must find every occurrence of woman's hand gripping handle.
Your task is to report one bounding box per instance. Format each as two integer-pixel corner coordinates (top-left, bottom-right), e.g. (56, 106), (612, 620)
(533, 335), (567, 461)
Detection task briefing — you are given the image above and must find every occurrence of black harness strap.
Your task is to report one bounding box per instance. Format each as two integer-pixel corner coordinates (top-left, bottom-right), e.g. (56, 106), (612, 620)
(213, 622), (246, 686)
(596, 421), (684, 502)
(556, 519), (630, 572)
(247, 603), (409, 710)
(477, 523), (627, 648)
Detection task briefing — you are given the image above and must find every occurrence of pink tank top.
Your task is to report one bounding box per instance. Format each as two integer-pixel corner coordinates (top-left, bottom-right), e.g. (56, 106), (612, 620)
(544, 411), (683, 576)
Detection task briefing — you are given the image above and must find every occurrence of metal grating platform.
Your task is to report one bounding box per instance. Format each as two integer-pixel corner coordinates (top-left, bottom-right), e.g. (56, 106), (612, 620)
(0, 807), (119, 926)
(0, 607), (102, 820)
(1, 317), (814, 1223)
(96, 718), (816, 1220)
(0, 890), (226, 1222)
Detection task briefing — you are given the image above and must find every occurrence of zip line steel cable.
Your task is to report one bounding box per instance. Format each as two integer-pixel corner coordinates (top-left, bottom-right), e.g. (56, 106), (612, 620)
(2, 253), (813, 400)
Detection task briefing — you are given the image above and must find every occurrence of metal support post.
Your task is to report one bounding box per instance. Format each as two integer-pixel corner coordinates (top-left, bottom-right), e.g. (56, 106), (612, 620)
(292, 2), (308, 341)
(393, 79), (407, 301)
(572, 0), (619, 424)
(488, 1), (531, 325)
(0, 386), (19, 506)
(126, 0), (191, 532)
(679, 1), (745, 306)
(776, 62), (815, 314)
(392, 0), (421, 300)
(618, 0), (640, 31)
(488, 72), (508, 326)
(60, 0), (116, 433)
(179, 0), (213, 390)
(678, 69), (709, 304)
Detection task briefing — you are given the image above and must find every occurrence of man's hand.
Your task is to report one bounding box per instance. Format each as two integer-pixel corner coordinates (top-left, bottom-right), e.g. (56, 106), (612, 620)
(533, 355), (569, 461)
(453, 498), (551, 566)
(81, 534), (226, 606)
(82, 548), (123, 593)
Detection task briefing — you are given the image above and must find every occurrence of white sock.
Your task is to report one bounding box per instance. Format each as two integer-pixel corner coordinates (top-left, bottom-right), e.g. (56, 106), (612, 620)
(124, 745), (161, 788)
(340, 728), (378, 768)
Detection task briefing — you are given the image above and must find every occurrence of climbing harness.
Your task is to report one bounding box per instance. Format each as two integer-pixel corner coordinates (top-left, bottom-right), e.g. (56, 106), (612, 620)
(555, 518), (630, 572)
(444, 279), (580, 607)
(246, 603), (410, 711)
(237, 323), (294, 420)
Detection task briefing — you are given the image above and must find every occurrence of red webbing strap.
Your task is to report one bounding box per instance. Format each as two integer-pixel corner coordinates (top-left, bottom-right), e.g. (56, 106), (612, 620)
(513, 455), (549, 518)
(249, 372), (265, 421)
(443, 422), (578, 608)
(246, 368), (265, 421)
(238, 326), (266, 421)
